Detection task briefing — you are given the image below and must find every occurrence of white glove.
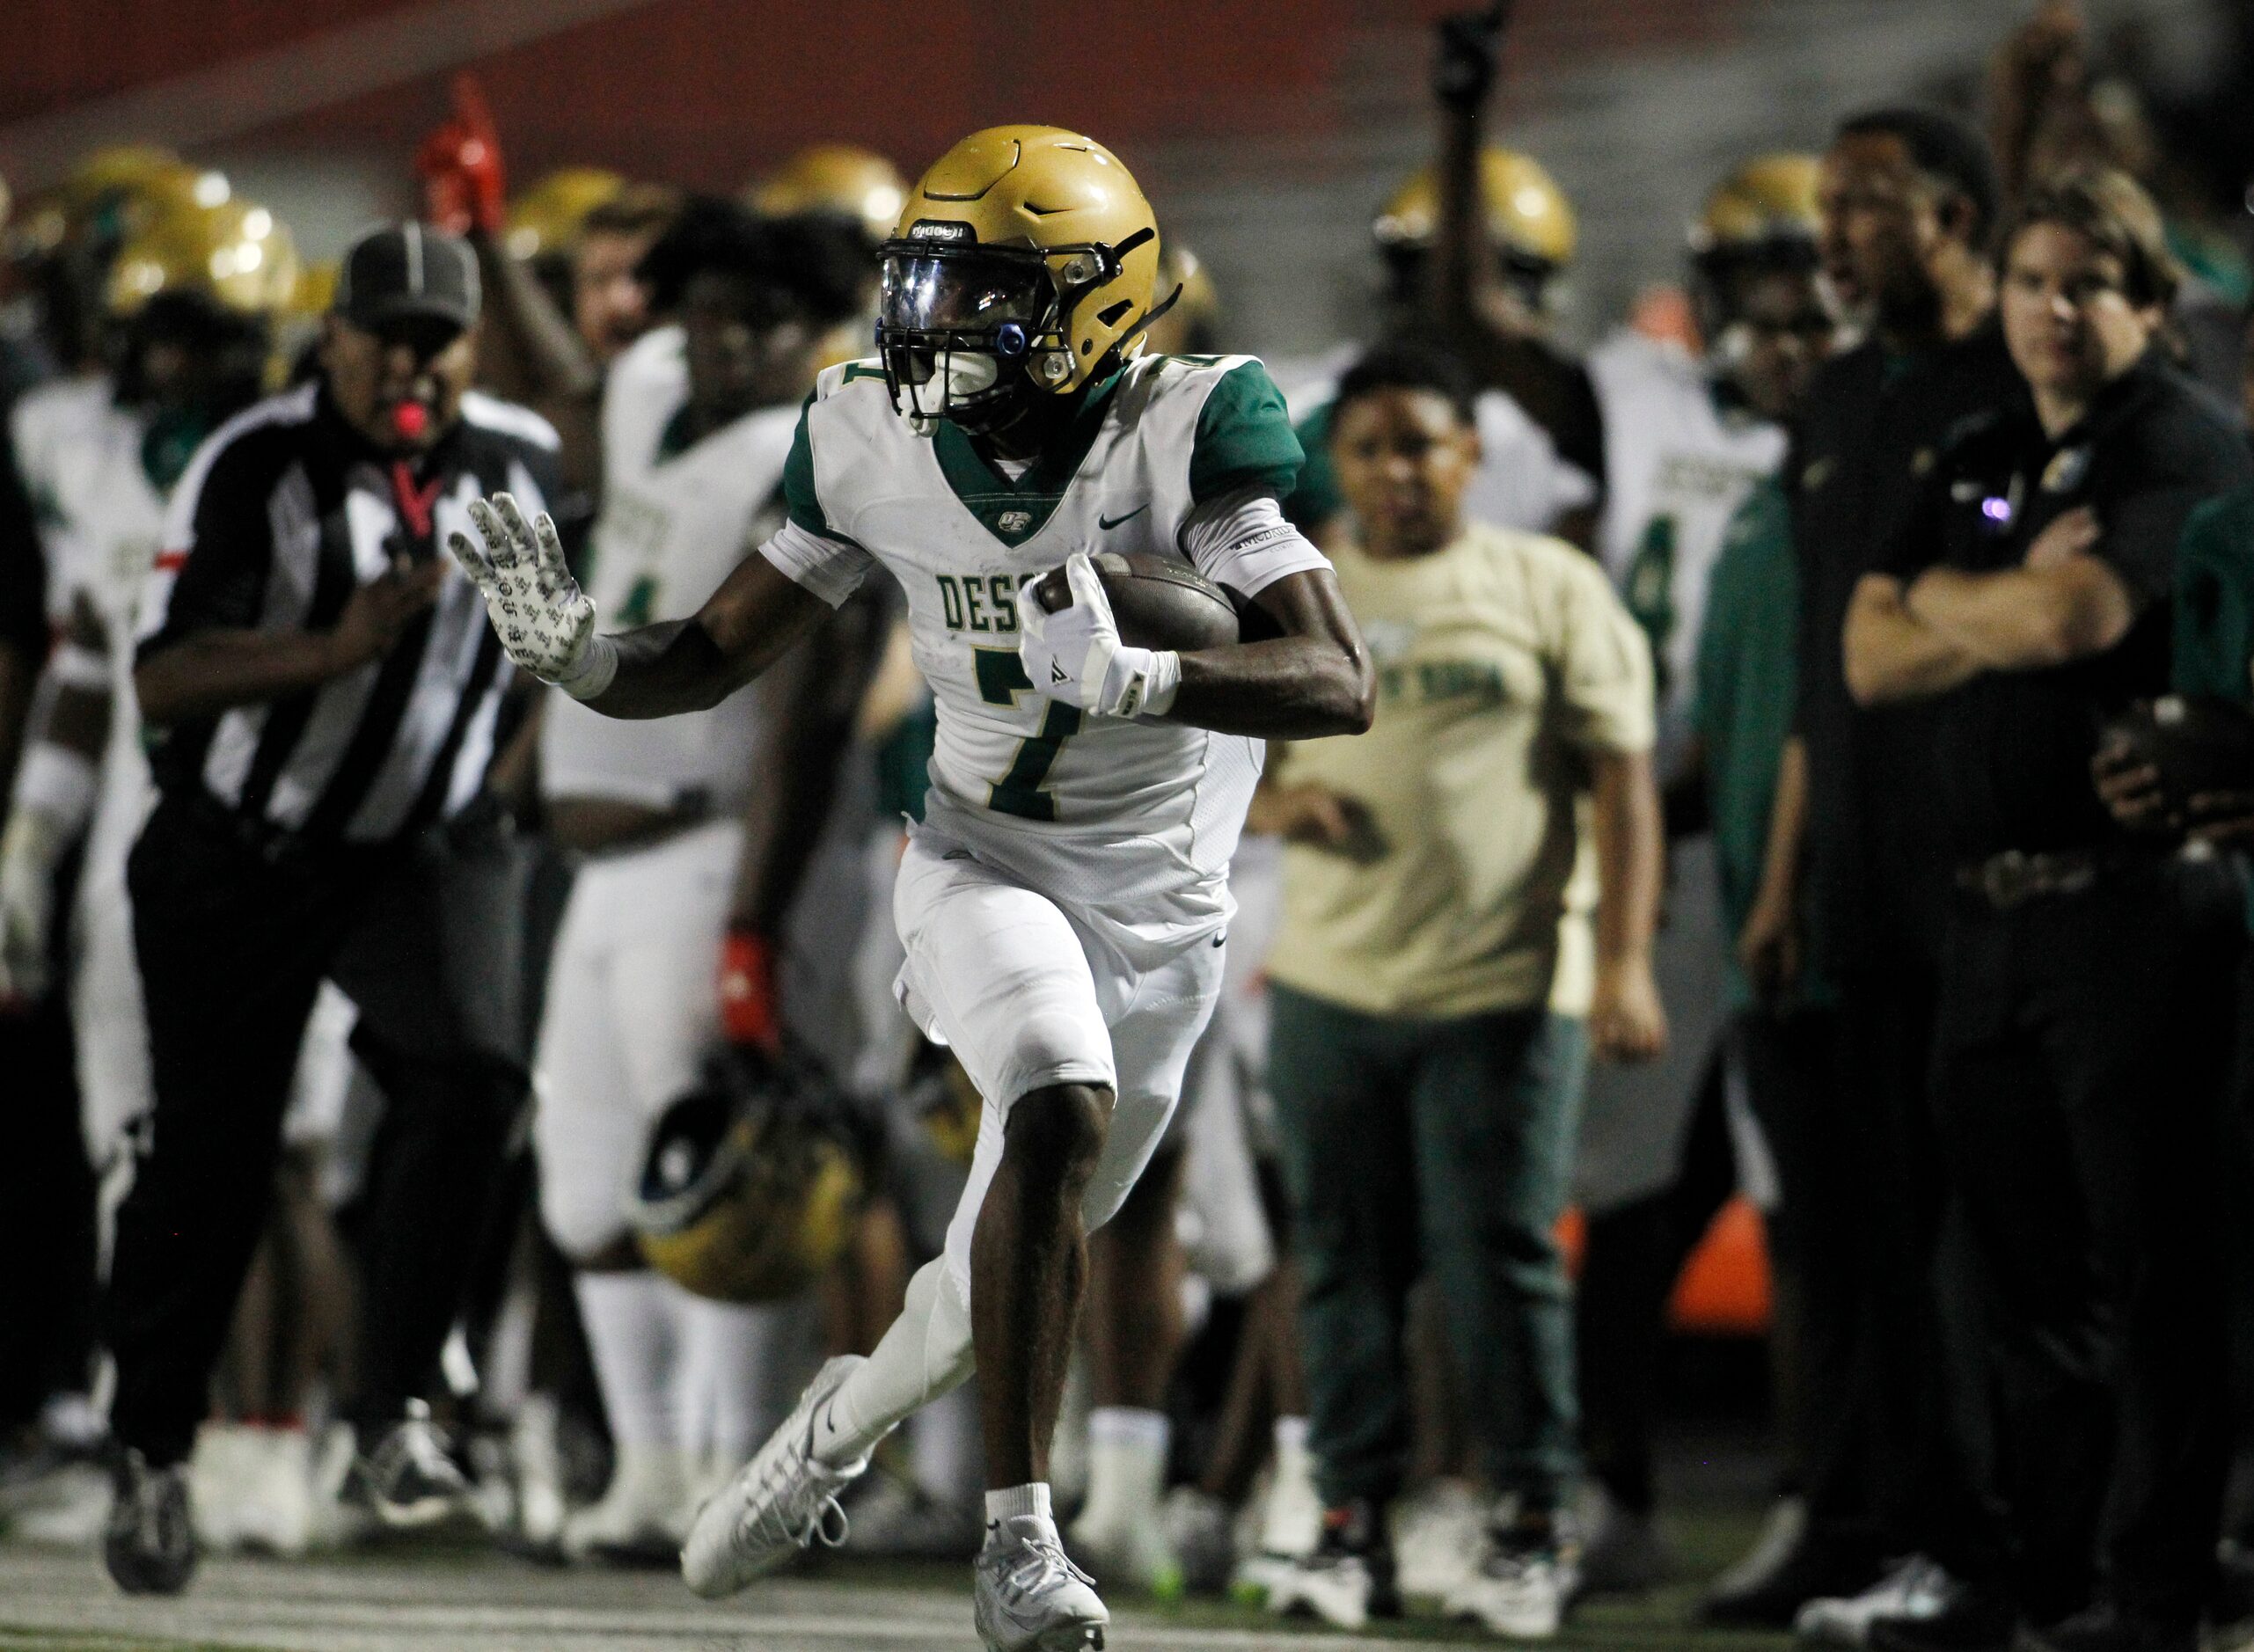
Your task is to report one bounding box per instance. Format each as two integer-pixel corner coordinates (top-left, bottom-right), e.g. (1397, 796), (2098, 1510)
(448, 493), (617, 699)
(0, 808), (66, 1003)
(1018, 552), (1181, 720)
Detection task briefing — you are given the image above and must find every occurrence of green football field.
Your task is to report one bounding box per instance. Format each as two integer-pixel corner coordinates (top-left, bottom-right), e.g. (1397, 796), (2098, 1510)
(0, 1501), (1796, 1652)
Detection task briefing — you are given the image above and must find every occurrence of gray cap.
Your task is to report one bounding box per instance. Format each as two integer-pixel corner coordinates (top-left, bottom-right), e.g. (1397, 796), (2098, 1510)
(333, 222), (480, 333)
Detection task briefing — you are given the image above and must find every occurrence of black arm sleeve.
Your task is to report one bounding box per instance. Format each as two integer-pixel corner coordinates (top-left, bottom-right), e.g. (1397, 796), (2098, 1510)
(0, 441), (46, 658)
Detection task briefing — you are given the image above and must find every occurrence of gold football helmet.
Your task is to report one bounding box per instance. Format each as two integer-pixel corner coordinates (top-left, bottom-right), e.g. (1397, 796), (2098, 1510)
(504, 167), (628, 264)
(1374, 147), (1577, 270)
(876, 125), (1168, 433)
(104, 195), (300, 318)
(1691, 153), (1822, 258)
(750, 143), (908, 246)
(631, 1058), (865, 1305)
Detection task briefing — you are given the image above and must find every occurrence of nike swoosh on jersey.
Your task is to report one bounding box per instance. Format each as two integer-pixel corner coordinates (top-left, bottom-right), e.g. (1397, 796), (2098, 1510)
(1097, 505), (1149, 530)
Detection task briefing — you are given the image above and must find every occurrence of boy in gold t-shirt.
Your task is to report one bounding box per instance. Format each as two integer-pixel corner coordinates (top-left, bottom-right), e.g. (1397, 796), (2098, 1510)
(1255, 343), (1665, 1639)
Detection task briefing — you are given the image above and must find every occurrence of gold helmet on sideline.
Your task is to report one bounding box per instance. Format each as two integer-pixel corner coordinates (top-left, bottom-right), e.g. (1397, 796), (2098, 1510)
(749, 143), (907, 247)
(505, 167), (628, 264)
(14, 145), (219, 260)
(105, 195), (301, 318)
(1374, 147), (1577, 270)
(1690, 153), (1822, 259)
(630, 1055), (866, 1304)
(1144, 241), (1219, 356)
(876, 125), (1167, 433)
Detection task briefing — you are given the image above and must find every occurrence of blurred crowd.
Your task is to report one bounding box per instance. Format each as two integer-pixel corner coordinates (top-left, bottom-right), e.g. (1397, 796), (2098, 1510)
(3, 4), (2254, 1650)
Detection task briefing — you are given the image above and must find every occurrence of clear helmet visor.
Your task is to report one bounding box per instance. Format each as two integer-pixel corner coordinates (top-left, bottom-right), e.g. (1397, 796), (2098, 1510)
(877, 249), (1054, 432)
(878, 251), (1049, 336)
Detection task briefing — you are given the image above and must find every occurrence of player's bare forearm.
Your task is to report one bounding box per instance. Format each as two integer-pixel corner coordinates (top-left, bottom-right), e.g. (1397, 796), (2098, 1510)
(579, 552), (834, 720)
(1168, 569), (1374, 739)
(1591, 746), (1663, 971)
(731, 587), (885, 932)
(465, 229), (600, 409)
(135, 628), (353, 726)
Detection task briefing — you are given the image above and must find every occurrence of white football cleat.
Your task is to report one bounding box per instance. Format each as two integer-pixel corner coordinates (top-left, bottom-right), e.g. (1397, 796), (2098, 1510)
(974, 1513), (1109, 1651)
(1793, 1553), (1958, 1646)
(1444, 1531), (1581, 1641)
(1265, 1546), (1395, 1630)
(230, 1428), (314, 1558)
(564, 1445), (693, 1565)
(680, 1355), (867, 1598)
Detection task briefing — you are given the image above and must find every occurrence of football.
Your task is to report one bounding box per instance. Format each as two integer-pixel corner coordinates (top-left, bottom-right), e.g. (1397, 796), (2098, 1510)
(2101, 694), (2254, 825)
(1029, 551), (1244, 653)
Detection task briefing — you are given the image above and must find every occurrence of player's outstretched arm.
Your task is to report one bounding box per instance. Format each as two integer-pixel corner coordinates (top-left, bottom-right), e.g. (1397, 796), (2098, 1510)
(1170, 567), (1375, 739)
(450, 493), (831, 720)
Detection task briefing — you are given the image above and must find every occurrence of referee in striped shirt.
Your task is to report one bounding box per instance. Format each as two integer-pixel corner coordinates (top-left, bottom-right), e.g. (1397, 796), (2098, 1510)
(102, 223), (560, 1594)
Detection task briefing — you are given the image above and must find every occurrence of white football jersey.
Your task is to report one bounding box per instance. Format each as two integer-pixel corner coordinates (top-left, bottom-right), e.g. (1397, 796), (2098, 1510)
(11, 373), (168, 830)
(764, 353), (1327, 961)
(542, 326), (794, 812)
(1274, 345), (1599, 537)
(1589, 329), (1787, 781)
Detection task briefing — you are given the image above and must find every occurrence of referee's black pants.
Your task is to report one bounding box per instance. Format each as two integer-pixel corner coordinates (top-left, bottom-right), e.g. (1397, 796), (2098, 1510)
(105, 792), (527, 1469)
(1931, 857), (2241, 1632)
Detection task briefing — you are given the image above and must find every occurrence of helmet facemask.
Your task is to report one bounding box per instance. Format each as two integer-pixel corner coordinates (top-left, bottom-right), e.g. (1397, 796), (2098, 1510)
(875, 237), (1132, 437)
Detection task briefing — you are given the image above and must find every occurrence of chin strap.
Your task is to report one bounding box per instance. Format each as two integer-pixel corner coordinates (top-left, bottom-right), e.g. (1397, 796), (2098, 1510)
(1109, 281), (1185, 362)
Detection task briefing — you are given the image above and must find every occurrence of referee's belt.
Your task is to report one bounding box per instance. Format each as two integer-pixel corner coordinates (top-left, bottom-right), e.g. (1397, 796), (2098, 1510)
(1952, 848), (2109, 910)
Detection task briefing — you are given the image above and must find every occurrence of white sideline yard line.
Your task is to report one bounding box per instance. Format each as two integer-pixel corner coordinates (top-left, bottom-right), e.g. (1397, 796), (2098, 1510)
(0, 1585), (1411, 1652)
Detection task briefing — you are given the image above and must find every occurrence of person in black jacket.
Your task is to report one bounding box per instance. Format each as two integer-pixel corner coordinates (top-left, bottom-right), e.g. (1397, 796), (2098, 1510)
(1845, 168), (2252, 1652)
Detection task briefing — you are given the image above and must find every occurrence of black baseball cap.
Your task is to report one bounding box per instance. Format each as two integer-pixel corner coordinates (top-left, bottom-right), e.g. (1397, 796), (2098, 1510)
(333, 222), (480, 333)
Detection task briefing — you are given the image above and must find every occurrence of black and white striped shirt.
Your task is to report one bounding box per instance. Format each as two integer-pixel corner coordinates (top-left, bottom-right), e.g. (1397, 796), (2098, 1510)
(137, 380), (560, 844)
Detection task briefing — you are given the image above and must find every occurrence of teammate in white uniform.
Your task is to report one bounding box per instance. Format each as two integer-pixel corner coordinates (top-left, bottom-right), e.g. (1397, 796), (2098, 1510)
(1570, 157), (1837, 1588)
(453, 126), (1372, 1652)
(0, 275), (342, 1181)
(531, 203), (875, 1561)
(1274, 145), (1603, 550)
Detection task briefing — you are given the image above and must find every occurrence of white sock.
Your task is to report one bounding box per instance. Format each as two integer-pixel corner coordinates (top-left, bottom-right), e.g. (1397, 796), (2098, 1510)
(574, 1271), (677, 1450)
(816, 1257), (975, 1467)
(1077, 1407), (1168, 1531)
(985, 1481), (1053, 1531)
(675, 1291), (789, 1474)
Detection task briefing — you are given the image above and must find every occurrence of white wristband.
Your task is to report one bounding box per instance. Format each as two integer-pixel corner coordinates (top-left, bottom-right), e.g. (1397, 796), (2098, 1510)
(1138, 648), (1182, 719)
(11, 742), (99, 834)
(554, 633), (619, 702)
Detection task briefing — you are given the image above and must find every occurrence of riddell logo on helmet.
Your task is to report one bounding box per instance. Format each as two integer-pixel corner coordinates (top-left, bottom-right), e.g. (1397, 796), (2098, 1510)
(909, 220), (972, 242)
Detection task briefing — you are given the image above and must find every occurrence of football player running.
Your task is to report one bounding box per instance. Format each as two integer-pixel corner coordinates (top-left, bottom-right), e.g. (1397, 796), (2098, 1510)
(452, 126), (1372, 1652)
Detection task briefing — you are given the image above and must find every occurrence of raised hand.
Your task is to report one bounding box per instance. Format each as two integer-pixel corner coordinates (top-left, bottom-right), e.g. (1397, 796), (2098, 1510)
(449, 493), (616, 699)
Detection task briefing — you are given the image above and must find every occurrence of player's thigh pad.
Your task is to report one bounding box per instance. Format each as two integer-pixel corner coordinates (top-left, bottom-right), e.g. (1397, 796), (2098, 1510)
(602, 821), (740, 1112)
(534, 859), (651, 1259)
(892, 832), (1117, 1111)
(1078, 934), (1226, 1234)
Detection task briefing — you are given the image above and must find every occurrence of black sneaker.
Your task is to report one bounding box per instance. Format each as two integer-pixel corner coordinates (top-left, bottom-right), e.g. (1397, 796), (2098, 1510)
(2010, 1605), (2195, 1652)
(1867, 1587), (2020, 1652)
(358, 1400), (472, 1529)
(1263, 1499), (1401, 1630)
(103, 1450), (196, 1596)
